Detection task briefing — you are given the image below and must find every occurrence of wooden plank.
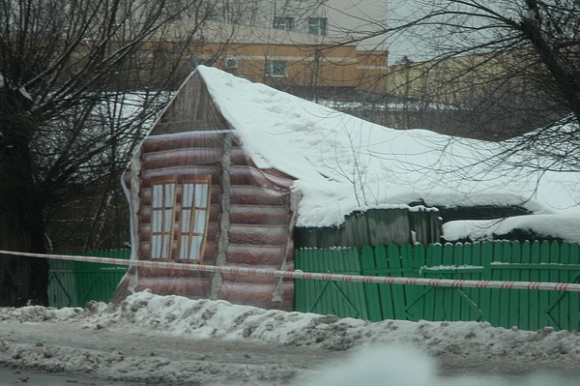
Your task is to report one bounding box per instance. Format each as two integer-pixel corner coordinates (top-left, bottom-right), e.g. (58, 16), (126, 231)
(489, 241), (503, 327)
(496, 242), (511, 328)
(400, 243), (416, 320)
(529, 241), (541, 330)
(519, 241), (531, 331)
(433, 244), (447, 321)
(388, 244), (406, 319)
(346, 248), (368, 320)
(558, 243), (571, 331)
(310, 249), (326, 314)
(479, 242), (493, 324)
(376, 245), (396, 319)
(324, 249), (338, 317)
(570, 244), (580, 331)
(548, 242), (561, 329)
(360, 245), (382, 322)
(508, 241), (521, 329)
(539, 241), (551, 328)
(451, 243), (463, 321)
(293, 249), (305, 312)
(470, 242), (483, 321)
(461, 242), (474, 321)
(407, 243), (426, 321)
(423, 244), (440, 321)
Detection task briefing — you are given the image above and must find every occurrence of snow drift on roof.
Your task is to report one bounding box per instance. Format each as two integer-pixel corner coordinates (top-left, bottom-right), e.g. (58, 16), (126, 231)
(196, 66), (580, 234)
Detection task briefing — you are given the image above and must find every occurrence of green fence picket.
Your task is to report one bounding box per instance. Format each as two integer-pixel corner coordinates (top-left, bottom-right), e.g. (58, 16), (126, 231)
(528, 241), (541, 330)
(539, 241), (551, 327)
(519, 241), (531, 330)
(48, 249), (130, 308)
(361, 245), (382, 322)
(387, 244), (407, 319)
(375, 245), (396, 319)
(400, 243), (416, 320)
(570, 244), (580, 330)
(556, 242), (570, 331)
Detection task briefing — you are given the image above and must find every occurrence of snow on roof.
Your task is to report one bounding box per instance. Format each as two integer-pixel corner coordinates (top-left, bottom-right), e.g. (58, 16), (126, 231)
(196, 66), (580, 238)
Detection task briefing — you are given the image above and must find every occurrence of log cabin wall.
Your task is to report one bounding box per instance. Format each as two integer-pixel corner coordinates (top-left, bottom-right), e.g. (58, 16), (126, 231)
(219, 137), (295, 310)
(116, 72), (295, 310)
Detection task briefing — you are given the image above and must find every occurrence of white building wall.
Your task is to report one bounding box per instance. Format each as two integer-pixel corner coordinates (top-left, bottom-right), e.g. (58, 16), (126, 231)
(214, 0), (388, 51)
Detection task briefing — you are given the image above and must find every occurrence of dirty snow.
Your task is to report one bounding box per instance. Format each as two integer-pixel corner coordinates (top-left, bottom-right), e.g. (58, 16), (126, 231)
(1, 291), (580, 385)
(194, 66), (580, 242)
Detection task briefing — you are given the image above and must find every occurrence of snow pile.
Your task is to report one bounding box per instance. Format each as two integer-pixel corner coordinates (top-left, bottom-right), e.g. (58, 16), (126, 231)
(4, 291), (580, 359)
(194, 66), (580, 242)
(106, 292), (580, 360)
(2, 291), (580, 385)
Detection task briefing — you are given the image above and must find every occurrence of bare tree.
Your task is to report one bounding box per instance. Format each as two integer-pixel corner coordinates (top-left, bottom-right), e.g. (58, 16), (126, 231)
(333, 1), (572, 146)
(0, 0), (227, 306)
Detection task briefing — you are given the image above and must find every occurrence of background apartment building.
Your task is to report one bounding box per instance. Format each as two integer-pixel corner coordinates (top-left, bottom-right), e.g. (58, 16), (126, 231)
(137, 0), (389, 94)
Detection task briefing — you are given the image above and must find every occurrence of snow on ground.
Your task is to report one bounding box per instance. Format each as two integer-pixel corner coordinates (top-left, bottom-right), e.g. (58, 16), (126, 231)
(1, 291), (580, 385)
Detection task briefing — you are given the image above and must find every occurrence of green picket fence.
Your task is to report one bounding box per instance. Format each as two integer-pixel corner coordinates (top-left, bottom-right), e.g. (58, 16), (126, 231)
(48, 249), (130, 308)
(295, 241), (580, 331)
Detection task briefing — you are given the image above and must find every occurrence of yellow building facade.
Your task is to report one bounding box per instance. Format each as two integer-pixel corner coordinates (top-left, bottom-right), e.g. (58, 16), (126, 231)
(386, 51), (539, 107)
(143, 21), (388, 92)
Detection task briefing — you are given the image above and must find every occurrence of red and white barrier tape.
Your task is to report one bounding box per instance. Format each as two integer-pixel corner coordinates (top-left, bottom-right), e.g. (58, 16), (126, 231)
(2, 249), (580, 292)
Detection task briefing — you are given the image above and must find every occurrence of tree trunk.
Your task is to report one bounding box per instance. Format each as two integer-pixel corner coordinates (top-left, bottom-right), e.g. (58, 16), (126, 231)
(0, 89), (49, 307)
(0, 211), (49, 307)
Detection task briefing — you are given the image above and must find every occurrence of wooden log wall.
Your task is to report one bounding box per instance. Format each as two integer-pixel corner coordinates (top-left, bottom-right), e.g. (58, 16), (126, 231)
(218, 136), (295, 310)
(117, 72), (296, 310)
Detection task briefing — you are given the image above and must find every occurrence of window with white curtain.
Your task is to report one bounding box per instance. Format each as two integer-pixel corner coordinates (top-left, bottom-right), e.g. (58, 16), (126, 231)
(178, 177), (211, 261)
(151, 177), (177, 259)
(149, 175), (211, 262)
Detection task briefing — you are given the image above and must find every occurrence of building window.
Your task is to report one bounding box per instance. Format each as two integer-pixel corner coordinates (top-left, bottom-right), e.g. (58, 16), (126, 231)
(273, 16), (294, 31)
(150, 175), (211, 262)
(151, 176), (177, 260)
(266, 61), (288, 77)
(308, 17), (327, 36)
(178, 177), (211, 262)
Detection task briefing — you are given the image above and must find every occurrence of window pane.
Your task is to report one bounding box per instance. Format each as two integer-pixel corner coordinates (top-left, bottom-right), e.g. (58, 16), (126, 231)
(151, 235), (161, 259)
(152, 185), (163, 208)
(183, 183), (194, 208)
(309, 17), (326, 36)
(266, 61), (287, 77)
(180, 235), (189, 259)
(163, 210), (173, 232)
(152, 211), (162, 232)
(193, 210), (207, 233)
(181, 209), (191, 232)
(164, 184), (175, 207)
(162, 235), (171, 258)
(189, 236), (203, 261)
(195, 184), (209, 207)
(273, 16), (293, 30)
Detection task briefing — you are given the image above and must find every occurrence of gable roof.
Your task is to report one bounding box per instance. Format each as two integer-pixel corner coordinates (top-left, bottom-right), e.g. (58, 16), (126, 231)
(195, 66), (580, 238)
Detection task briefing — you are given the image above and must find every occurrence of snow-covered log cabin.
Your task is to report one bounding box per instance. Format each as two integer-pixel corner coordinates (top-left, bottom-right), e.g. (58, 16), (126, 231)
(114, 66), (580, 310)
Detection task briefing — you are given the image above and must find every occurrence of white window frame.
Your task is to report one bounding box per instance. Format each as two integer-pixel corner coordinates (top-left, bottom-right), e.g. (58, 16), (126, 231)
(265, 61), (288, 78)
(308, 17), (327, 36)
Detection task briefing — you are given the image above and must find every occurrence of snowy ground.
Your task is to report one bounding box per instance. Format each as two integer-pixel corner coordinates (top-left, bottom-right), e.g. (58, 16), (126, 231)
(1, 291), (580, 385)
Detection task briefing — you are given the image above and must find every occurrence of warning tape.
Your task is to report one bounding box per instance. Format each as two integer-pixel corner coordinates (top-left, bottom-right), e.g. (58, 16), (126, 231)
(2, 249), (580, 292)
